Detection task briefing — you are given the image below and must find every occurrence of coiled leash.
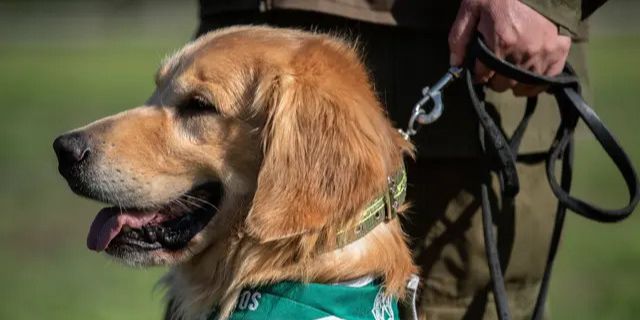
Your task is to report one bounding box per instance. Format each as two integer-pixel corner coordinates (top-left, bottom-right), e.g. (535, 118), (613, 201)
(401, 36), (640, 320)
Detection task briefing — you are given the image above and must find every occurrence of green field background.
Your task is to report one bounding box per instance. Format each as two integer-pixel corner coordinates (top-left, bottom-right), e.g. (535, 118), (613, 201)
(0, 1), (638, 319)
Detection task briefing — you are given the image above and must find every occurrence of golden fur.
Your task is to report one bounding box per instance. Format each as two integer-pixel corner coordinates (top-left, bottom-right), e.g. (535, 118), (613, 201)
(65, 26), (416, 319)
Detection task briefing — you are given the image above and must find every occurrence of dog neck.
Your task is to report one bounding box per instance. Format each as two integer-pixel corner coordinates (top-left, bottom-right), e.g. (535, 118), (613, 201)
(163, 174), (415, 320)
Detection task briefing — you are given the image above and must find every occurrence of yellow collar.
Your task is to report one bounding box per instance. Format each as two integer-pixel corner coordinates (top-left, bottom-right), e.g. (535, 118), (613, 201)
(336, 169), (407, 248)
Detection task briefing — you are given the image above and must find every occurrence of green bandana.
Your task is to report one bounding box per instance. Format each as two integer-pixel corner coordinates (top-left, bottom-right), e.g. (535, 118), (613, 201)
(209, 278), (399, 320)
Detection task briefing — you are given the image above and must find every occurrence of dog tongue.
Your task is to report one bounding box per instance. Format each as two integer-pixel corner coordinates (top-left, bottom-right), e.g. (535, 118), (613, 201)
(87, 207), (161, 252)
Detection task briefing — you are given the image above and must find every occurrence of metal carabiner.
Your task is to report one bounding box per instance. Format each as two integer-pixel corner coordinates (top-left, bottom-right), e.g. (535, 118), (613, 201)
(400, 66), (464, 140)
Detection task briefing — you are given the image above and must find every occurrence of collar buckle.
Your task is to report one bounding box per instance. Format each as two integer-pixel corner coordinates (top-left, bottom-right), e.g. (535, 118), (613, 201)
(385, 176), (399, 221)
(335, 169), (406, 248)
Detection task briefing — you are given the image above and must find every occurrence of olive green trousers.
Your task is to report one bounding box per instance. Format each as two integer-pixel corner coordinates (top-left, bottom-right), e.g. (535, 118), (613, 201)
(404, 158), (555, 320)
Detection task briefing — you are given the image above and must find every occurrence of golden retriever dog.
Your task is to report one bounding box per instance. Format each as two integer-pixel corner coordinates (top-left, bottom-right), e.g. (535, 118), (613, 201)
(53, 26), (416, 319)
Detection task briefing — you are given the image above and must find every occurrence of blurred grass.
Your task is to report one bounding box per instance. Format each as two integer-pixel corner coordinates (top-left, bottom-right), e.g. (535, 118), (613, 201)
(0, 1), (638, 320)
(0, 44), (179, 319)
(0, 2), (197, 319)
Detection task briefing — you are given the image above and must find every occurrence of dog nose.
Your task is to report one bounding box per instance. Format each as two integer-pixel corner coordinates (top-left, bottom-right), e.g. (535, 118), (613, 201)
(53, 132), (91, 170)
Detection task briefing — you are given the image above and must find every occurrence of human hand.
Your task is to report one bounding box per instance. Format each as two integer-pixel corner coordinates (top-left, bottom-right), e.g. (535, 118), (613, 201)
(448, 0), (572, 96)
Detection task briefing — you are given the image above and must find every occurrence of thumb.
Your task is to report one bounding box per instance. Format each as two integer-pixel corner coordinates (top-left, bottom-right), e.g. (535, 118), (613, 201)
(448, 1), (481, 66)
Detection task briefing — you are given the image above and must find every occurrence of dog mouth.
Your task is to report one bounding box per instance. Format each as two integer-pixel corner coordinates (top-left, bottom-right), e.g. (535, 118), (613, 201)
(86, 182), (223, 253)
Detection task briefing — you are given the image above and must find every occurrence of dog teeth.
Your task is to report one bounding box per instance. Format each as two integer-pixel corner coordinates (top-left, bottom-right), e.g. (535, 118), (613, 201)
(122, 226), (132, 232)
(145, 228), (157, 242)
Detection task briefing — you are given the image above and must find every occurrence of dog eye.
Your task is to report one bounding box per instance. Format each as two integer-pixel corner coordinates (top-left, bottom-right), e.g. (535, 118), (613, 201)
(179, 96), (216, 113)
(176, 96), (219, 137)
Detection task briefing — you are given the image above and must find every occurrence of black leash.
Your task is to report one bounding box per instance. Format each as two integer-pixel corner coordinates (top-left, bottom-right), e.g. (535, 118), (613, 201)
(402, 36), (640, 319)
(469, 36), (639, 319)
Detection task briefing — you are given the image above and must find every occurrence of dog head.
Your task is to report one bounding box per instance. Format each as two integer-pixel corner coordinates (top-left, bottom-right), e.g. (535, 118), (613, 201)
(53, 26), (411, 268)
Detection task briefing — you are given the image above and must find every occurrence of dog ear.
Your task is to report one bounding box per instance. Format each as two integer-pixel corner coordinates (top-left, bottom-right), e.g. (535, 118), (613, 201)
(245, 39), (407, 242)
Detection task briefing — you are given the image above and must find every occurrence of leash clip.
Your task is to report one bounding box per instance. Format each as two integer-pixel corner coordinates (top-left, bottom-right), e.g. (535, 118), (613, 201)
(400, 66), (464, 140)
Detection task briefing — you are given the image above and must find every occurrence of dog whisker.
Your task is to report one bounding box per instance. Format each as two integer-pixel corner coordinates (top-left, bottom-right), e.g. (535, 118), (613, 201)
(177, 197), (204, 210)
(171, 198), (192, 212)
(182, 194), (218, 209)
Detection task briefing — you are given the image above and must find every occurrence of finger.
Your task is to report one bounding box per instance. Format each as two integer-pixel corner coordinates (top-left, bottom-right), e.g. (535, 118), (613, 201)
(513, 52), (565, 97)
(513, 83), (532, 96)
(513, 57), (545, 96)
(449, 0), (481, 66)
(544, 35), (571, 76)
(544, 58), (566, 77)
(513, 39), (568, 96)
(474, 60), (494, 83)
(489, 74), (517, 92)
(474, 19), (508, 84)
